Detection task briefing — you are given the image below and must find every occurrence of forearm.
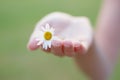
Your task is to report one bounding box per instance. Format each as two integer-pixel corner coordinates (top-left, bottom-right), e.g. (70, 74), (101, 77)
(95, 0), (120, 64)
(74, 0), (120, 80)
(75, 41), (111, 80)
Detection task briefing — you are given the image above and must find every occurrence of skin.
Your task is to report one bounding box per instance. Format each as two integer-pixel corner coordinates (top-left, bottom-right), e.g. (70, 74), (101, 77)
(27, 0), (120, 80)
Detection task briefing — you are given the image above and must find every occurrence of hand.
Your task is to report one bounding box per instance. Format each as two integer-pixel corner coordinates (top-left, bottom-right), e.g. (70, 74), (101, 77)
(27, 0), (120, 79)
(27, 12), (93, 57)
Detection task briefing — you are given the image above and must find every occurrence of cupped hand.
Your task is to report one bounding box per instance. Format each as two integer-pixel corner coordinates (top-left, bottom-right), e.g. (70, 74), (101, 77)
(27, 12), (93, 57)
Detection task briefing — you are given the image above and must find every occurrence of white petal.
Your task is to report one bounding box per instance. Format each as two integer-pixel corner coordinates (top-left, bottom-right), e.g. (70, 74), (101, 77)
(46, 24), (50, 30)
(43, 41), (47, 49)
(41, 26), (46, 31)
(44, 42), (48, 50)
(43, 43), (45, 49)
(46, 41), (51, 48)
(48, 42), (52, 48)
(42, 41), (47, 50)
(37, 41), (43, 45)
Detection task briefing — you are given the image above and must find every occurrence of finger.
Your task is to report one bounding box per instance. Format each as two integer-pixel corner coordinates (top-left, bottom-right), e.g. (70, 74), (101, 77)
(51, 40), (64, 57)
(27, 28), (43, 51)
(63, 40), (74, 57)
(74, 42), (86, 56)
(27, 36), (39, 51)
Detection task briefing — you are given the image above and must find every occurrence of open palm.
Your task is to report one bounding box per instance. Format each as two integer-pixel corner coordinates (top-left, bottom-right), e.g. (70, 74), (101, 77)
(27, 12), (93, 57)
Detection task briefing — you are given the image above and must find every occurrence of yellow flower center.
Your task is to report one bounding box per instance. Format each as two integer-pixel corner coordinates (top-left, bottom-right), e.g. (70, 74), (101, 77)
(44, 32), (52, 40)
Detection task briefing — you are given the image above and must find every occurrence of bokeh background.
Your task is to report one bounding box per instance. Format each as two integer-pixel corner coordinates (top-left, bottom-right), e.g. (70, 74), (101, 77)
(0, 0), (120, 80)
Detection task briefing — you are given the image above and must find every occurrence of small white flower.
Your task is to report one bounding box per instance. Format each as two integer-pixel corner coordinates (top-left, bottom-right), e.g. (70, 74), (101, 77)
(35, 24), (59, 50)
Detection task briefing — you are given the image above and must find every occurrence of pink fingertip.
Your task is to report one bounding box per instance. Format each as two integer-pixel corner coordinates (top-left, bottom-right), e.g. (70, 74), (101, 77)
(27, 38), (39, 51)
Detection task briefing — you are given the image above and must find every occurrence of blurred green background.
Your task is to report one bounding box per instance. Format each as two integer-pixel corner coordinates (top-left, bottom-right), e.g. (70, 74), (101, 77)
(0, 0), (120, 80)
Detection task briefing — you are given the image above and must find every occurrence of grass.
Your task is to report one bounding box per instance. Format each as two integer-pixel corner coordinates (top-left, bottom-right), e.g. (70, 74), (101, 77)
(0, 0), (120, 80)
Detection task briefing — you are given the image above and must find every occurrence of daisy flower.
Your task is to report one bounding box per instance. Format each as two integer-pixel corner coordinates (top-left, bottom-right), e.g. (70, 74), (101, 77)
(35, 24), (59, 50)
